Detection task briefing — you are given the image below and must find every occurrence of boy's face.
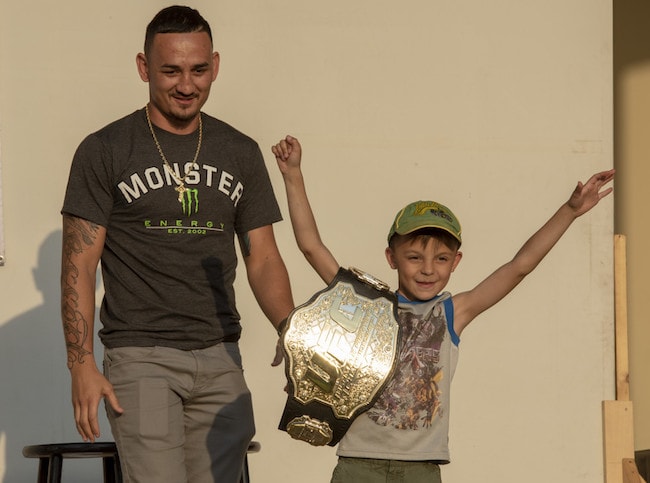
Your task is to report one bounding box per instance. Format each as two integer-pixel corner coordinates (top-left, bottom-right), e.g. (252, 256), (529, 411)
(385, 236), (462, 301)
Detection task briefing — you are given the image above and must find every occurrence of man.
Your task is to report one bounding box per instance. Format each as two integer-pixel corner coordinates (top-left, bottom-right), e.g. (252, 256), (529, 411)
(61, 6), (293, 482)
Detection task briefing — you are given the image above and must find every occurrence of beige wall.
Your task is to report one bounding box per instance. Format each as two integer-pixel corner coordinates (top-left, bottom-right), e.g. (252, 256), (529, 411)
(0, 1), (614, 482)
(614, 1), (650, 451)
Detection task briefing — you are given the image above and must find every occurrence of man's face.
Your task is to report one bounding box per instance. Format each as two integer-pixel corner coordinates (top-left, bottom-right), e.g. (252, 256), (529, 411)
(137, 32), (219, 132)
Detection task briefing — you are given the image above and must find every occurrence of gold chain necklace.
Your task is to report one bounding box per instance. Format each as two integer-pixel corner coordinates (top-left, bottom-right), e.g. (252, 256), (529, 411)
(145, 104), (203, 203)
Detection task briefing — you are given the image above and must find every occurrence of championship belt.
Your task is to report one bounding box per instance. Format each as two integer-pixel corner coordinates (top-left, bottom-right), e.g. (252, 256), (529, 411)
(278, 267), (400, 446)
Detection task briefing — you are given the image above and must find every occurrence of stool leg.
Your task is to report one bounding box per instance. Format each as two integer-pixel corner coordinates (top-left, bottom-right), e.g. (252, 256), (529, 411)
(115, 453), (124, 482)
(103, 456), (115, 483)
(103, 455), (124, 483)
(240, 454), (250, 483)
(47, 455), (63, 483)
(103, 456), (113, 483)
(36, 457), (49, 483)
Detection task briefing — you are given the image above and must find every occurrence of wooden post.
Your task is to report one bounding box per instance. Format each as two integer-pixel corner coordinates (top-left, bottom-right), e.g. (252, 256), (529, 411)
(603, 235), (636, 483)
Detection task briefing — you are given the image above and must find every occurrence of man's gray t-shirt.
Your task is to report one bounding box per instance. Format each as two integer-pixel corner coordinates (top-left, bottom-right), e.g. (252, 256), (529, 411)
(62, 108), (282, 349)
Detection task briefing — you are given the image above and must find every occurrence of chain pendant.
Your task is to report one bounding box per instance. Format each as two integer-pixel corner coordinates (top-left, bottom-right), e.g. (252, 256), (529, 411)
(175, 184), (186, 203)
(145, 105), (202, 204)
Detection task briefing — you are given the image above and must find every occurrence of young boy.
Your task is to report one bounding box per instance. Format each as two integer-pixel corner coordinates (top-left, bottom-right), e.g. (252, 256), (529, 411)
(272, 135), (614, 483)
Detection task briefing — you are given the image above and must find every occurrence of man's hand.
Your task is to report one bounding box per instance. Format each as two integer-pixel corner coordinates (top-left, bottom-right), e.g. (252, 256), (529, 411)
(71, 365), (123, 442)
(271, 337), (284, 367)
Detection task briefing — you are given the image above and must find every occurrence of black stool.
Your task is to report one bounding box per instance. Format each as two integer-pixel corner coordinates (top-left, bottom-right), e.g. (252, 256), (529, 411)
(241, 440), (261, 483)
(22, 442), (122, 483)
(23, 440), (261, 483)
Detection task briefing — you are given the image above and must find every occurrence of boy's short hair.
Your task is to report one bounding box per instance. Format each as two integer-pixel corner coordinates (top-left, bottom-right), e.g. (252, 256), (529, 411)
(387, 200), (462, 247)
(389, 228), (461, 251)
(144, 5), (213, 56)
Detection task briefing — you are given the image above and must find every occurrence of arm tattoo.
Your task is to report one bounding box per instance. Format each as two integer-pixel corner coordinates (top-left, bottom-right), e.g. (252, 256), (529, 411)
(239, 232), (251, 257)
(61, 217), (100, 369)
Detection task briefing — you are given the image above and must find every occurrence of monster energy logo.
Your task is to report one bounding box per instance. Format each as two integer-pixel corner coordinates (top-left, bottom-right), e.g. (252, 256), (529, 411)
(181, 188), (199, 215)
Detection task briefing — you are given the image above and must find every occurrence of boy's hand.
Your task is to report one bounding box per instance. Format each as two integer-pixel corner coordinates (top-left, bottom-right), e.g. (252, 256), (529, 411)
(272, 135), (302, 174)
(567, 168), (615, 217)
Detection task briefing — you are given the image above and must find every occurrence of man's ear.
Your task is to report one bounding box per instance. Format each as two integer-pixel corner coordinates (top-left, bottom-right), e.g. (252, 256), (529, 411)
(211, 51), (220, 81)
(136, 53), (149, 82)
(385, 247), (397, 269)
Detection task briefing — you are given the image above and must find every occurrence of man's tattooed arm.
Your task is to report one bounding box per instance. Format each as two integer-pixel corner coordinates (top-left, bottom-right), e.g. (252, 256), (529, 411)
(61, 215), (105, 370)
(241, 225), (294, 328)
(238, 231), (251, 257)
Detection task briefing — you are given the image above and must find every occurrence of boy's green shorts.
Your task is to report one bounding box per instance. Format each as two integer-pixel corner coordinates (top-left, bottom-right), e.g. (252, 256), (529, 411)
(331, 456), (442, 483)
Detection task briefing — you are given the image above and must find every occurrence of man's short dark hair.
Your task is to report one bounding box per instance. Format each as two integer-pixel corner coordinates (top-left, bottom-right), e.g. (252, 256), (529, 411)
(144, 5), (212, 55)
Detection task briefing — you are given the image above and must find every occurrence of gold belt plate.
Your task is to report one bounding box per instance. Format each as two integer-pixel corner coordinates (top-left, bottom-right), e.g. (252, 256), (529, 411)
(283, 280), (399, 419)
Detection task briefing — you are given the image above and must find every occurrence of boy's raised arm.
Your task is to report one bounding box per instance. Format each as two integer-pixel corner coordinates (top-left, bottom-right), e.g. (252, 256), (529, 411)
(272, 135), (340, 285)
(452, 168), (615, 335)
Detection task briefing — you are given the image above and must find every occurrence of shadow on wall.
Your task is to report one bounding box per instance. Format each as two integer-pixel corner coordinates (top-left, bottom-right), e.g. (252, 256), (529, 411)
(0, 230), (111, 482)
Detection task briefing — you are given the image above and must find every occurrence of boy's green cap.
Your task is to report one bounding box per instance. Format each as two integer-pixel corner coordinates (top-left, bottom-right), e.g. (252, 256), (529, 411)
(387, 200), (462, 244)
